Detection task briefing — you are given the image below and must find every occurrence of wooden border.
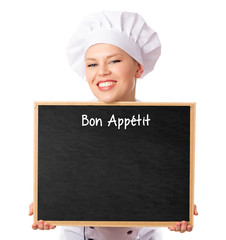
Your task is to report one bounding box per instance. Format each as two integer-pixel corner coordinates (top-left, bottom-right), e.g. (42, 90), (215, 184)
(34, 101), (196, 227)
(189, 102), (196, 227)
(33, 103), (39, 224)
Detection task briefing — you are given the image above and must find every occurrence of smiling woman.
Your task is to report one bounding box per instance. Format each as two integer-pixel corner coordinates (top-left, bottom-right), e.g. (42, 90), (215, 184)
(85, 43), (143, 102)
(29, 10), (198, 240)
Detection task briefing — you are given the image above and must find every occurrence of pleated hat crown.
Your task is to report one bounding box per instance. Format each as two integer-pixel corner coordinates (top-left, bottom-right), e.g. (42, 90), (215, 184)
(67, 11), (161, 80)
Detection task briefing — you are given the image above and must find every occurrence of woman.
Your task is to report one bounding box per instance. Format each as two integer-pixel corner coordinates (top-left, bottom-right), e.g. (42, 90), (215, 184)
(29, 11), (198, 239)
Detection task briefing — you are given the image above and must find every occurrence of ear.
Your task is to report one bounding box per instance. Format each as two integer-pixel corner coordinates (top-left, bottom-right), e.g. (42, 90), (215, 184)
(135, 63), (144, 78)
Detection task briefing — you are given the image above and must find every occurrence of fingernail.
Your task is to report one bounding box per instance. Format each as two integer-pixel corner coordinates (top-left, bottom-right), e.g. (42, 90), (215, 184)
(188, 226), (193, 231)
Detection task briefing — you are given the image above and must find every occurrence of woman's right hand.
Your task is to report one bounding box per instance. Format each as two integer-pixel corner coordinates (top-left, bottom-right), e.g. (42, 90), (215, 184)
(29, 202), (56, 230)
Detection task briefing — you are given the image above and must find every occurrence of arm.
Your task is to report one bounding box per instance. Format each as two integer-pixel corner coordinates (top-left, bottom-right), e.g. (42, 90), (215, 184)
(29, 202), (56, 230)
(168, 204), (198, 233)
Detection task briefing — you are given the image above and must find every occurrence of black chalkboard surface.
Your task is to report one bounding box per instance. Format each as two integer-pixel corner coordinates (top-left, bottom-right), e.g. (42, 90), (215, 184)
(34, 102), (195, 227)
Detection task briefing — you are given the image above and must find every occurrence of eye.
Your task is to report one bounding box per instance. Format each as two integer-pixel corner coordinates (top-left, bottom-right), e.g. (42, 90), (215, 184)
(110, 60), (121, 64)
(87, 63), (97, 67)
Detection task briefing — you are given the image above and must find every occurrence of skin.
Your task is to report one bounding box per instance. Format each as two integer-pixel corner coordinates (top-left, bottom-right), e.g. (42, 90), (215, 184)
(29, 202), (56, 230)
(85, 43), (143, 102)
(29, 43), (198, 232)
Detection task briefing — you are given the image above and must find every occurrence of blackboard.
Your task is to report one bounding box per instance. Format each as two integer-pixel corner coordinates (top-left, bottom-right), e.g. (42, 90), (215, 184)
(34, 102), (195, 227)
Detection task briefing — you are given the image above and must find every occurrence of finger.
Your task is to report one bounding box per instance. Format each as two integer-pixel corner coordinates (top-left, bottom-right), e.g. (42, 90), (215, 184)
(44, 222), (50, 230)
(29, 203), (33, 216)
(176, 222), (181, 232)
(168, 226), (176, 231)
(187, 225), (193, 232)
(50, 225), (56, 230)
(180, 221), (187, 233)
(38, 220), (44, 230)
(32, 223), (38, 230)
(194, 204), (198, 215)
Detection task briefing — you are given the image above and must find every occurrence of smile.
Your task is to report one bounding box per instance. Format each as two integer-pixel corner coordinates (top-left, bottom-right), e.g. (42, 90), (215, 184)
(97, 80), (116, 91)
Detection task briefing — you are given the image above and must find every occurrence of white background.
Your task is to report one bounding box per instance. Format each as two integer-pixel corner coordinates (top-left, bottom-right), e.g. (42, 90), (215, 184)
(0, 0), (225, 239)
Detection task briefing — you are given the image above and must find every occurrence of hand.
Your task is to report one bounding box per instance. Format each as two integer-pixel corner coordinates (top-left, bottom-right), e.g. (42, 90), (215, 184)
(29, 202), (56, 230)
(168, 204), (198, 233)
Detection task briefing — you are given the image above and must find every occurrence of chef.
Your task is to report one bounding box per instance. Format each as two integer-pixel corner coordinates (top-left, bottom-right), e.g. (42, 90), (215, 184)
(29, 10), (198, 239)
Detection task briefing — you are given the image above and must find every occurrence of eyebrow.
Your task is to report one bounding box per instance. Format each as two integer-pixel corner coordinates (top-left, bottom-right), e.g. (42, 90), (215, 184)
(85, 53), (124, 61)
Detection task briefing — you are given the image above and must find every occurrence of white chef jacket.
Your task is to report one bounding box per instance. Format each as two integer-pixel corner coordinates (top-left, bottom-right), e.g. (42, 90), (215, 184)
(59, 226), (163, 240)
(59, 98), (163, 240)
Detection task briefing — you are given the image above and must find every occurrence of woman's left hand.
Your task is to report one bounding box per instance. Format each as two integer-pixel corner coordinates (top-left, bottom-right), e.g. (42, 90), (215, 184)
(168, 204), (198, 233)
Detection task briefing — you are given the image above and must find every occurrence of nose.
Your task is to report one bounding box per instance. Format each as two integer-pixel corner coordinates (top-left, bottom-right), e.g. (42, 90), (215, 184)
(98, 63), (111, 76)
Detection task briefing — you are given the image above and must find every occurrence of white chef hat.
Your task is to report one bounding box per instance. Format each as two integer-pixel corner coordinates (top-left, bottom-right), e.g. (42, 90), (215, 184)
(67, 11), (161, 80)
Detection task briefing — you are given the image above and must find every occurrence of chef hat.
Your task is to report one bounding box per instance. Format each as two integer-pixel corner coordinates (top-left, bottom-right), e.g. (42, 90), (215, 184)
(67, 11), (161, 80)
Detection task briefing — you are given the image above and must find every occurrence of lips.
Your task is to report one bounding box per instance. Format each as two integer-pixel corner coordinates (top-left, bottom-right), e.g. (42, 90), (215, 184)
(97, 80), (117, 91)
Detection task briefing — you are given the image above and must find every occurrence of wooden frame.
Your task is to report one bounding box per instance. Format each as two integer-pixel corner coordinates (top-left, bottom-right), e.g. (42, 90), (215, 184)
(34, 101), (196, 227)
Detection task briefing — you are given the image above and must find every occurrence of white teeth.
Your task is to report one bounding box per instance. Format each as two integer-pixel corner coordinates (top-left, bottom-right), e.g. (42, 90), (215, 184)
(99, 81), (116, 87)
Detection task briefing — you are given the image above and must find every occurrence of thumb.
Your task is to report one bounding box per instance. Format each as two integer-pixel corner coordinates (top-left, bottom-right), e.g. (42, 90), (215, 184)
(29, 202), (34, 216)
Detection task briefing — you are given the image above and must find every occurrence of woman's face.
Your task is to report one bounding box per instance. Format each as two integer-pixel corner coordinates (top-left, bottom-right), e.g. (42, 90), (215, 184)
(85, 43), (143, 103)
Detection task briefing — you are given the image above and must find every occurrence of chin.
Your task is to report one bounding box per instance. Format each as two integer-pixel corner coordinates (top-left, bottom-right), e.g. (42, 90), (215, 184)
(95, 94), (119, 103)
